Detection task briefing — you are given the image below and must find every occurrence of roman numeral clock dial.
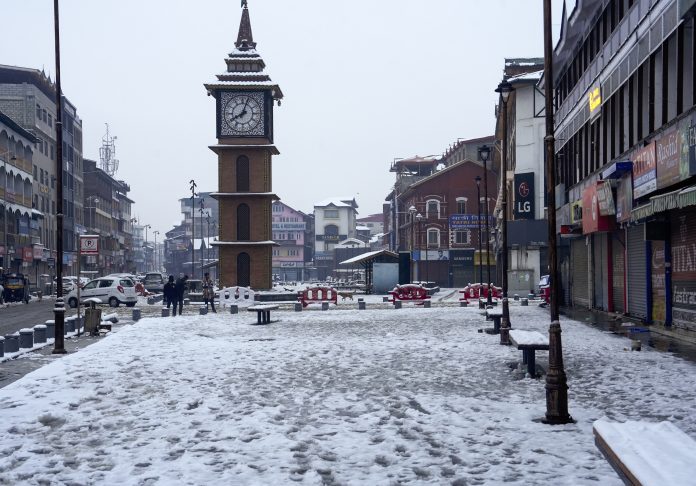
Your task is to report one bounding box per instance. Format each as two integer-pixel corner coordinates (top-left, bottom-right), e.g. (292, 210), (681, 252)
(220, 92), (265, 136)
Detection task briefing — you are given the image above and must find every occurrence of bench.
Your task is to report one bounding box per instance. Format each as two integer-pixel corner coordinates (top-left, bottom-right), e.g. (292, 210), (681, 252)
(298, 287), (337, 308)
(459, 283), (502, 303)
(593, 420), (696, 486)
(247, 304), (279, 325)
(485, 307), (504, 332)
(388, 284), (430, 305)
(508, 329), (548, 377)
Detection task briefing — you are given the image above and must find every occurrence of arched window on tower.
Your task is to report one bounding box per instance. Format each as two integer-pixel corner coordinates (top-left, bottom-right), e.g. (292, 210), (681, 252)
(237, 203), (250, 240)
(237, 252), (251, 287)
(236, 155), (250, 192)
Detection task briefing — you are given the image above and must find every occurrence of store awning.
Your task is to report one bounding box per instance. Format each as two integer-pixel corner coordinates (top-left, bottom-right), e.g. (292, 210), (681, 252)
(630, 203), (654, 223)
(600, 161), (633, 180)
(650, 189), (681, 214)
(679, 186), (696, 209)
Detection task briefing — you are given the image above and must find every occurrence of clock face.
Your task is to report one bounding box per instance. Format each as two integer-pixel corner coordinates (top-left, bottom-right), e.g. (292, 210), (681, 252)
(219, 91), (266, 137)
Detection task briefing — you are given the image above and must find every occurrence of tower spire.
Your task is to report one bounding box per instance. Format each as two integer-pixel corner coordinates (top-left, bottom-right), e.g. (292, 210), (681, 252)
(236, 0), (256, 51)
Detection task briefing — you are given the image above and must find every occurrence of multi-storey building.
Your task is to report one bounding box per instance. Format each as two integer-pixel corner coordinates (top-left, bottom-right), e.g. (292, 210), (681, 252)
(0, 64), (83, 276)
(553, 0), (696, 333)
(0, 110), (36, 276)
(314, 197), (358, 280)
(271, 201), (307, 281)
(492, 59), (549, 295)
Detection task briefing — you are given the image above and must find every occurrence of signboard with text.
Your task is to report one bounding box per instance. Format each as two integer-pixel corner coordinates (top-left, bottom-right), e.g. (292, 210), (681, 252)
(656, 128), (681, 189)
(633, 142), (657, 198)
(513, 173), (535, 220)
(449, 214), (494, 230)
(80, 235), (99, 255)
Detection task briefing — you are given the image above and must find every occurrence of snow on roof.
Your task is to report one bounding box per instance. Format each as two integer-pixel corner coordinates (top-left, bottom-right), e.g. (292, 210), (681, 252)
(314, 197), (357, 208)
(356, 225), (370, 231)
(510, 69), (544, 83)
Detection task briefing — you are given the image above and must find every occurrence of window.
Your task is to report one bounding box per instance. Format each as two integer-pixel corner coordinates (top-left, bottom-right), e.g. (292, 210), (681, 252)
(48, 113), (53, 128)
(288, 249), (298, 256)
(427, 228), (440, 248)
(324, 209), (339, 219)
(33, 165), (38, 179)
(236, 155), (250, 192)
(237, 203), (250, 240)
(324, 224), (339, 236)
(42, 109), (47, 123)
(36, 104), (41, 120)
(455, 230), (470, 245)
(273, 204), (282, 213)
(272, 249), (280, 256)
(50, 144), (54, 161)
(426, 200), (440, 219)
(456, 197), (467, 214)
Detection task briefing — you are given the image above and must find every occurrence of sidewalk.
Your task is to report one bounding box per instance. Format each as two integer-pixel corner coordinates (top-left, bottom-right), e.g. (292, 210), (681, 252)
(0, 304), (694, 484)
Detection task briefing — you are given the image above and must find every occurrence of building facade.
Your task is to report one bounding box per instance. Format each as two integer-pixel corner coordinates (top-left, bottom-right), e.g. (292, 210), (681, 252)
(271, 201), (307, 281)
(313, 197), (358, 280)
(553, 0), (696, 333)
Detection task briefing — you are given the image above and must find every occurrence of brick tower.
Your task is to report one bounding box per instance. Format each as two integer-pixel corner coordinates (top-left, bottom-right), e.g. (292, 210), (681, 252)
(205, 1), (282, 289)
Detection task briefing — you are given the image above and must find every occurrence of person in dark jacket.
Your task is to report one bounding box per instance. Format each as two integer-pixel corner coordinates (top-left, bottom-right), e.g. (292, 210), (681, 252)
(173, 274), (188, 316)
(163, 275), (176, 311)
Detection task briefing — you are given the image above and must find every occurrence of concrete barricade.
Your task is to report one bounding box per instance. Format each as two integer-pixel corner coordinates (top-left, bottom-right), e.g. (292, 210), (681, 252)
(423, 300), (431, 308)
(230, 304), (239, 315)
(394, 301), (402, 309)
(19, 329), (34, 349)
(199, 306), (208, 315)
(321, 302), (329, 311)
(34, 324), (47, 344)
(4, 334), (19, 353)
(162, 307), (170, 317)
(294, 303), (302, 312)
(460, 301), (468, 307)
(521, 298), (529, 306)
(66, 318), (75, 333)
(359, 301), (366, 310)
(45, 320), (55, 339)
(132, 308), (142, 321)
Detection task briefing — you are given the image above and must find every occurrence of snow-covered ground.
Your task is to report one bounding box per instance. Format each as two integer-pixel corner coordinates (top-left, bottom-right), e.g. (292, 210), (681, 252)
(1, 304), (695, 485)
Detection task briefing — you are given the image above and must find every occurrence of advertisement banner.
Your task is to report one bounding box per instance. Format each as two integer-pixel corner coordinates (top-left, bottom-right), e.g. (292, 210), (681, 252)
(22, 247), (33, 262)
(682, 113), (696, 178)
(652, 241), (666, 323)
(513, 173), (535, 220)
(582, 184), (615, 234)
(33, 245), (44, 260)
(656, 128), (681, 189)
(616, 174), (633, 223)
(633, 142), (657, 198)
(449, 214), (494, 230)
(424, 249), (449, 261)
(596, 181), (616, 216)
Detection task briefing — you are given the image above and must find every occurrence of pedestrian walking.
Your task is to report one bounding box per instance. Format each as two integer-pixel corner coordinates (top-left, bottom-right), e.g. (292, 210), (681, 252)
(173, 274), (188, 316)
(203, 272), (216, 313)
(163, 275), (176, 311)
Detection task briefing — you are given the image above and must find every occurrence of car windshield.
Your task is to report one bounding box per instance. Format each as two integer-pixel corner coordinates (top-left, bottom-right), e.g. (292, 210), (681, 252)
(120, 279), (134, 287)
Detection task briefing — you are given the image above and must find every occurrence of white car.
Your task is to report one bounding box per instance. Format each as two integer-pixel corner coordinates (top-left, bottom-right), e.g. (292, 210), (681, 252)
(67, 277), (137, 308)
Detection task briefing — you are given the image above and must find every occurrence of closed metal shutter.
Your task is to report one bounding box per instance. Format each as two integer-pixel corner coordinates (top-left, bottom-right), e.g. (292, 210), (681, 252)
(671, 208), (696, 331)
(593, 233), (608, 310)
(627, 225), (647, 319)
(612, 231), (626, 313)
(571, 238), (589, 308)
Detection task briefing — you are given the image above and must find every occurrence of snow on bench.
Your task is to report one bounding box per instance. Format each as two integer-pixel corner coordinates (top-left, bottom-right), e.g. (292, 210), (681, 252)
(509, 330), (548, 378)
(593, 420), (696, 486)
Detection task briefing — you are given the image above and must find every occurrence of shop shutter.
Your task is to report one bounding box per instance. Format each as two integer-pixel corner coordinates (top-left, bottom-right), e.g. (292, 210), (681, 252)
(626, 225), (647, 319)
(571, 238), (589, 308)
(593, 233), (608, 310)
(671, 208), (696, 331)
(612, 231), (626, 313)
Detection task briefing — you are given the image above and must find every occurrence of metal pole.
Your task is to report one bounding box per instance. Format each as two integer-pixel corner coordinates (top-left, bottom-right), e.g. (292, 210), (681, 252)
(543, 0), (572, 424)
(484, 157), (492, 306)
(199, 200), (204, 277)
(52, 0), (66, 354)
(477, 179), (483, 286)
(500, 96), (511, 345)
(1, 154), (13, 274)
(189, 180), (196, 279)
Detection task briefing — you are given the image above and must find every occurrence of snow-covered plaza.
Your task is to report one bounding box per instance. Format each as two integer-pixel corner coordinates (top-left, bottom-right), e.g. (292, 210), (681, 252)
(1, 302), (695, 485)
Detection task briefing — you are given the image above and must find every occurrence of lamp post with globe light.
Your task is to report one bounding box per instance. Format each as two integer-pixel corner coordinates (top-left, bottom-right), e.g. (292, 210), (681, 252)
(478, 145), (493, 307)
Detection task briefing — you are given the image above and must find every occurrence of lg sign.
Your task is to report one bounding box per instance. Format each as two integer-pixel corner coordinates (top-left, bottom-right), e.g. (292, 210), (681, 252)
(514, 173), (535, 220)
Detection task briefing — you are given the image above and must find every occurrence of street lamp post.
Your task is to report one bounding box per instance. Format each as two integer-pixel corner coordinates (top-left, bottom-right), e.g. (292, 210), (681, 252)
(189, 180), (197, 279)
(416, 212), (423, 282)
(478, 145), (493, 307)
(52, 0), (66, 354)
(143, 224), (151, 272)
(475, 175), (484, 308)
(408, 205), (416, 280)
(205, 216), (211, 273)
(0, 152), (16, 274)
(153, 230), (159, 272)
(543, 0), (572, 424)
(496, 79), (514, 346)
(199, 200), (205, 277)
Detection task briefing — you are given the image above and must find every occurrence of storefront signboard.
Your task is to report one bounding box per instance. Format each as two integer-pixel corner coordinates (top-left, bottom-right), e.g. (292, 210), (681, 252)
(633, 142), (657, 198)
(682, 113), (696, 178)
(652, 241), (666, 323)
(656, 128), (681, 189)
(596, 180), (615, 216)
(582, 184), (615, 234)
(513, 173), (535, 220)
(616, 174), (633, 223)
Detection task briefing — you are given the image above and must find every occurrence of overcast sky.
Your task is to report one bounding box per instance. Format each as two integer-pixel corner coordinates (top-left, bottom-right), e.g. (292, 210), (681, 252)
(1, 0), (571, 237)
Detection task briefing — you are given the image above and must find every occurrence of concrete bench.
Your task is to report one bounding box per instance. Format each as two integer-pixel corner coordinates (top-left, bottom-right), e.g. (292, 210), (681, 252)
(485, 307), (504, 332)
(509, 329), (548, 377)
(593, 420), (696, 486)
(247, 304), (279, 325)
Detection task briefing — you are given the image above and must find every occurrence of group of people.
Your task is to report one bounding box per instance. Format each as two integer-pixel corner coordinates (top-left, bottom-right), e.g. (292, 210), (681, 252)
(162, 273), (217, 315)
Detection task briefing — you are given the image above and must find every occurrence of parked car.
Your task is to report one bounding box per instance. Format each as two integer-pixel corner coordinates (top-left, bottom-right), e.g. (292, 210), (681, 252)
(66, 276), (137, 308)
(142, 272), (166, 293)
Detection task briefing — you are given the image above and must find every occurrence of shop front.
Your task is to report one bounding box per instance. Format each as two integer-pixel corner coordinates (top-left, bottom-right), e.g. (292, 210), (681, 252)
(581, 182), (615, 310)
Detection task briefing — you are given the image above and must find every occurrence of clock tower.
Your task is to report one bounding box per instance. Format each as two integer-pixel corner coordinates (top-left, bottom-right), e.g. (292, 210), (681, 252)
(205, 0), (283, 289)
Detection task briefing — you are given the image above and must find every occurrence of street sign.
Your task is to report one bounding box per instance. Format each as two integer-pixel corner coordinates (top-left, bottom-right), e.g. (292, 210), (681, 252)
(80, 236), (99, 255)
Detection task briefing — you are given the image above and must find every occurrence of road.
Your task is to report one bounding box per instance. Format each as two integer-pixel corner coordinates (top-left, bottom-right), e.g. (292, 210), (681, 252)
(0, 299), (81, 337)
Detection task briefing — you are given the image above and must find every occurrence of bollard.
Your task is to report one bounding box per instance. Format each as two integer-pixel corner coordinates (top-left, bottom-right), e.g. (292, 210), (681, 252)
(184, 298), (191, 306)
(45, 320), (55, 339)
(394, 301), (402, 309)
(230, 304), (239, 315)
(521, 298), (528, 306)
(132, 308), (142, 321)
(4, 334), (19, 353)
(460, 301), (468, 307)
(321, 302), (329, 311)
(34, 325), (47, 344)
(162, 307), (170, 317)
(147, 297), (155, 305)
(294, 302), (302, 312)
(382, 296), (389, 303)
(514, 294), (520, 301)
(19, 328), (34, 349)
(358, 297), (364, 302)
(359, 301), (366, 310)
(423, 300), (431, 308)
(0, 336), (4, 358)
(199, 306), (208, 315)
(65, 318), (75, 334)
(479, 299), (486, 309)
